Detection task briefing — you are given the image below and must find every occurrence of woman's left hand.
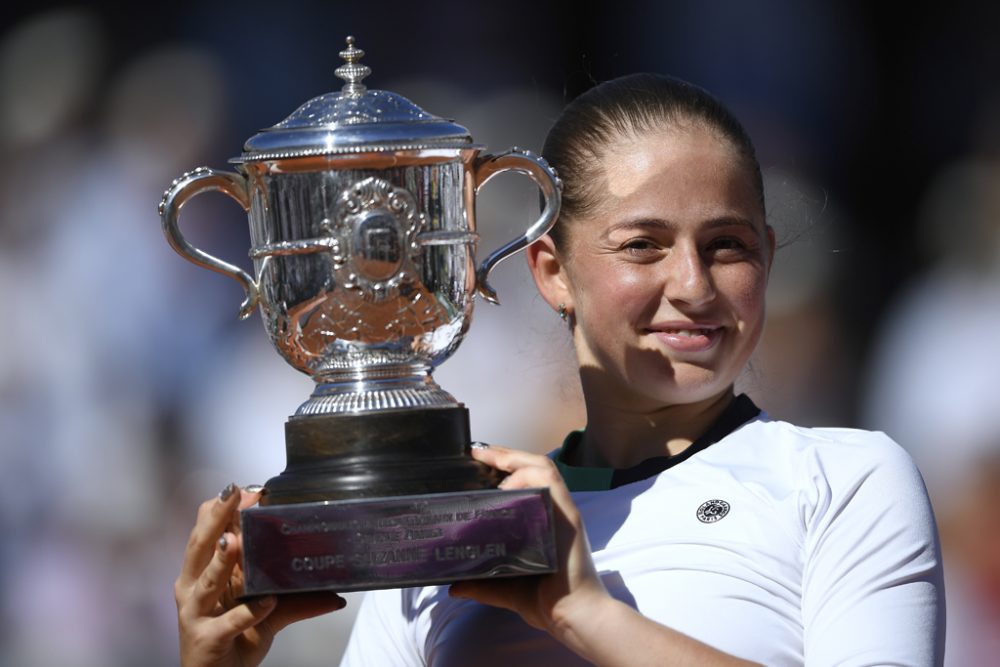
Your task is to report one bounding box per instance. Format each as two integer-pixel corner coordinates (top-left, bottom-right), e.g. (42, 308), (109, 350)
(448, 445), (610, 637)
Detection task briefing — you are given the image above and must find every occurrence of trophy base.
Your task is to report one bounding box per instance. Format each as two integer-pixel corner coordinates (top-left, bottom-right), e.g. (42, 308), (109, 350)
(262, 407), (500, 504)
(240, 487), (556, 596)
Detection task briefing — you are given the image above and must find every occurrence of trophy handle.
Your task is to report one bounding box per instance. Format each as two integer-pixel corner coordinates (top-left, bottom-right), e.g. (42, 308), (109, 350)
(473, 148), (562, 305)
(159, 167), (259, 320)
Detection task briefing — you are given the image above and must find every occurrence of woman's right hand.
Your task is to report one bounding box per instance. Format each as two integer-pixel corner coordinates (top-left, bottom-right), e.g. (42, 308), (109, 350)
(175, 484), (346, 667)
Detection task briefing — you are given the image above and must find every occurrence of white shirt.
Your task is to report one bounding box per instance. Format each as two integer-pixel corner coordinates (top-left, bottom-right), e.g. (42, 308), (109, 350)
(340, 414), (945, 666)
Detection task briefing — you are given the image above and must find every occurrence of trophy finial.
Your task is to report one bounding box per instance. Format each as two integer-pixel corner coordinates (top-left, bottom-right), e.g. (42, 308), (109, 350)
(336, 35), (371, 96)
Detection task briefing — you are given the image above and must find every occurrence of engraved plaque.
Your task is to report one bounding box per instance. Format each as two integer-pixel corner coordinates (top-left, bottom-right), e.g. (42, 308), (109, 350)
(241, 488), (556, 595)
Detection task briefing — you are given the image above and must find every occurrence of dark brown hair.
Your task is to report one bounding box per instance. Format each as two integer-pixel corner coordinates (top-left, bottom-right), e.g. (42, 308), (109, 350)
(542, 73), (765, 246)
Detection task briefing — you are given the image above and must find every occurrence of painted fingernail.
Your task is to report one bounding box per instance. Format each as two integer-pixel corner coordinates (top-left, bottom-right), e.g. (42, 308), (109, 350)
(470, 442), (490, 450)
(218, 535), (228, 553)
(255, 595), (276, 609)
(219, 482), (238, 502)
(242, 484), (265, 494)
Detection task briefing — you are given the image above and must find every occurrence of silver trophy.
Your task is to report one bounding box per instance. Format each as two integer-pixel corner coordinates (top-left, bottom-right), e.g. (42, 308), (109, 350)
(160, 37), (559, 594)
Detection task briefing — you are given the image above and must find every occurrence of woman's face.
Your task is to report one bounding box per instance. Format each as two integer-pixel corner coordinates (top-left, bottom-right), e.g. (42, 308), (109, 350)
(554, 123), (773, 411)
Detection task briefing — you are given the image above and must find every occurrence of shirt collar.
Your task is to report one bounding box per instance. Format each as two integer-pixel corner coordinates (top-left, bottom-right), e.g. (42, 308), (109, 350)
(553, 394), (762, 492)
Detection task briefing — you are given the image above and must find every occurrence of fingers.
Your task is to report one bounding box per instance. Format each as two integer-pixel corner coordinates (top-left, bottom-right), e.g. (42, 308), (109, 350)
(180, 483), (242, 584)
(237, 484), (265, 511)
(229, 485), (265, 540)
(206, 594), (279, 643)
(189, 532), (239, 617)
(471, 446), (574, 507)
(469, 444), (551, 476)
(198, 591), (344, 654)
(267, 592), (347, 633)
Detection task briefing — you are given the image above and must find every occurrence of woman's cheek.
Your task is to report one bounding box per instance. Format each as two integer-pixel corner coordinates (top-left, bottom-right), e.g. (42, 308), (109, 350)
(582, 264), (645, 309)
(720, 266), (768, 307)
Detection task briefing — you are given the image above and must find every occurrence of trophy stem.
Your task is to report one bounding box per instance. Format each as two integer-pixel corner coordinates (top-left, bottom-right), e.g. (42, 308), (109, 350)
(296, 367), (461, 416)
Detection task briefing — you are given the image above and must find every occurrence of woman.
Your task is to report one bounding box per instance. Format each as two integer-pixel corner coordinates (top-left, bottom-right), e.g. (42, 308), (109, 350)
(175, 74), (945, 666)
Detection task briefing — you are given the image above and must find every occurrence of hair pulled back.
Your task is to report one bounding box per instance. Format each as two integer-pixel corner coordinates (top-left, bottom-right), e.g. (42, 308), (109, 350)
(542, 73), (764, 247)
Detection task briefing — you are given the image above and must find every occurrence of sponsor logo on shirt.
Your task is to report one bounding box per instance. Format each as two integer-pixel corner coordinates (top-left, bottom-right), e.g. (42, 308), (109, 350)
(696, 499), (730, 523)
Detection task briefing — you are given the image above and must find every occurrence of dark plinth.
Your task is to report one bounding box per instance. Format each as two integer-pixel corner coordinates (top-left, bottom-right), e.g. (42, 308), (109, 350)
(261, 407), (501, 505)
(241, 487), (556, 595)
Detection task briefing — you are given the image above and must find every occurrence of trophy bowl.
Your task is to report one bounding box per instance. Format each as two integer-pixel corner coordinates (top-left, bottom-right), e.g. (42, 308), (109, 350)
(159, 37), (560, 594)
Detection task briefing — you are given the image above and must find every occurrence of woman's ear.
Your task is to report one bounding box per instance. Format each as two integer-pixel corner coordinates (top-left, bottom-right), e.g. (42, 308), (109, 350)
(526, 234), (573, 311)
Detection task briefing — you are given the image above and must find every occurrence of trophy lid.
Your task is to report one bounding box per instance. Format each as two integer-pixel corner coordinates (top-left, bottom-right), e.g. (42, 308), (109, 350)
(234, 37), (475, 162)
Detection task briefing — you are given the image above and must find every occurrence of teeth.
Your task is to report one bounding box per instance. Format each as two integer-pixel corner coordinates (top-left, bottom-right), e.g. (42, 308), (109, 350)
(666, 329), (707, 336)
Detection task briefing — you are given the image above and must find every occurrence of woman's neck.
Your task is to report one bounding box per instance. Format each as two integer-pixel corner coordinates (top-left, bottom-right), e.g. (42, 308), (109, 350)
(574, 388), (735, 469)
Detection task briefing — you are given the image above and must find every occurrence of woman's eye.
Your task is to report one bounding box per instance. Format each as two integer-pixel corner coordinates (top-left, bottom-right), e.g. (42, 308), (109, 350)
(621, 238), (659, 253)
(707, 237), (749, 254)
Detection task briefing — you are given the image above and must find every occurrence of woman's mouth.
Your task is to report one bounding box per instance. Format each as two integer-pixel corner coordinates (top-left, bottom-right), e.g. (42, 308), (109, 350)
(647, 324), (722, 352)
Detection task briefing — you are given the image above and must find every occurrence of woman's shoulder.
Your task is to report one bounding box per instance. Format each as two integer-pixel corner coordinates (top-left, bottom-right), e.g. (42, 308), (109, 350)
(740, 416), (933, 518)
(745, 414), (913, 464)
(722, 414), (928, 497)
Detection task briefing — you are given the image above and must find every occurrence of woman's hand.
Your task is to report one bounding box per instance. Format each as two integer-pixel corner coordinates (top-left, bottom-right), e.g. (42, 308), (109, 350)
(449, 449), (762, 667)
(448, 446), (610, 638)
(175, 484), (346, 667)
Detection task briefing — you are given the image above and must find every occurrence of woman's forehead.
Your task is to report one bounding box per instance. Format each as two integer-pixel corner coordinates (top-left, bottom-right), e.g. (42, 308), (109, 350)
(590, 129), (758, 209)
(602, 126), (734, 182)
(599, 122), (738, 165)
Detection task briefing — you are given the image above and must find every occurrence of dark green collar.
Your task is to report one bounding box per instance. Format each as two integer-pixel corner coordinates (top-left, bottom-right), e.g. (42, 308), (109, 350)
(553, 394), (761, 492)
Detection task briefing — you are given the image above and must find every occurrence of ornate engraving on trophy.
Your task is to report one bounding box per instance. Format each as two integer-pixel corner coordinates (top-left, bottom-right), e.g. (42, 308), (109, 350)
(297, 280), (450, 350)
(286, 176), (458, 350)
(331, 176), (422, 303)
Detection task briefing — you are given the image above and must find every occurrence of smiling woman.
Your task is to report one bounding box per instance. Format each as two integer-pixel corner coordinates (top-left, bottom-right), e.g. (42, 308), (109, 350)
(176, 74), (945, 667)
(336, 74), (945, 667)
(532, 125), (774, 465)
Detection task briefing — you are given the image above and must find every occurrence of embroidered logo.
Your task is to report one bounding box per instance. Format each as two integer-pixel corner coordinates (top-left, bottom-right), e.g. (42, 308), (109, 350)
(696, 499), (730, 523)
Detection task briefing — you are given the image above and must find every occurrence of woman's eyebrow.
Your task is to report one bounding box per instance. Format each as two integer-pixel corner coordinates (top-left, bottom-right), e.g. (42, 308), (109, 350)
(600, 216), (759, 240)
(599, 218), (672, 240)
(703, 216), (761, 233)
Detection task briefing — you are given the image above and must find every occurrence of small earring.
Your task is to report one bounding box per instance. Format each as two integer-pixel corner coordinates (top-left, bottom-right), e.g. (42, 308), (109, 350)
(557, 303), (568, 321)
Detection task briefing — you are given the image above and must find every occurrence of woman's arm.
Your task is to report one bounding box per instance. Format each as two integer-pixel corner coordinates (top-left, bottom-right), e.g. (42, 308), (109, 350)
(449, 447), (761, 667)
(798, 434), (945, 666)
(175, 484), (346, 667)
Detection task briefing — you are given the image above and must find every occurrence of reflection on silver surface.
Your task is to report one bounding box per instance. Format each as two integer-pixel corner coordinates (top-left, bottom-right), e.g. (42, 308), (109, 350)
(249, 161), (473, 394)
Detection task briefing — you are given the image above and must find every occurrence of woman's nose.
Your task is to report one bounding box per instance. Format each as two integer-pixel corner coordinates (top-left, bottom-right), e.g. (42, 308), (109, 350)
(663, 244), (715, 307)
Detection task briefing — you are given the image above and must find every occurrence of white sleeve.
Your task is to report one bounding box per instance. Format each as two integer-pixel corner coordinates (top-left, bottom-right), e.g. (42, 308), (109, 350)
(339, 588), (424, 667)
(800, 433), (945, 667)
